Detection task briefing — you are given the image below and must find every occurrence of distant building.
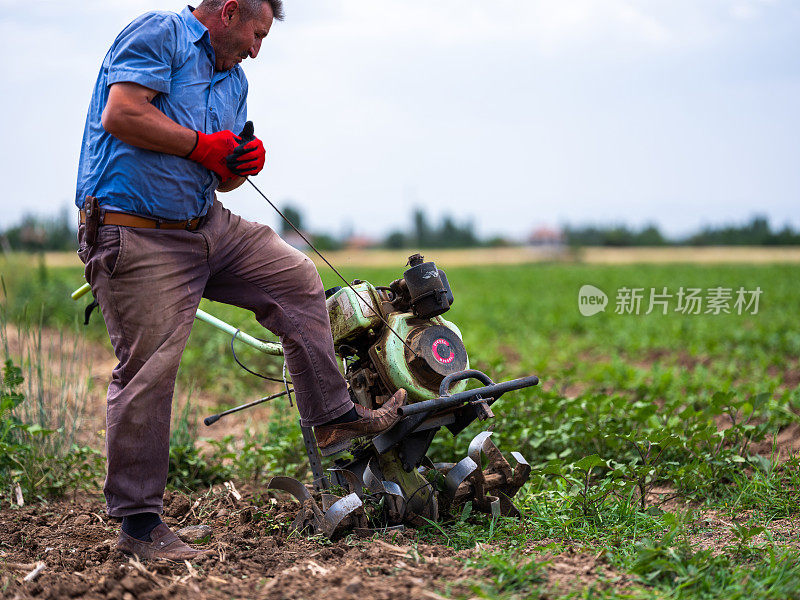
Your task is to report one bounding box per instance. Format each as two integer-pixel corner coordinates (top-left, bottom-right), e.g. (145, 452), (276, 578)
(344, 235), (376, 250)
(528, 227), (565, 248)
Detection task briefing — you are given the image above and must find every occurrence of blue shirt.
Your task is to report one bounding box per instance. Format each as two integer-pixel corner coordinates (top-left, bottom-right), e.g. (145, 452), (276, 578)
(75, 6), (248, 220)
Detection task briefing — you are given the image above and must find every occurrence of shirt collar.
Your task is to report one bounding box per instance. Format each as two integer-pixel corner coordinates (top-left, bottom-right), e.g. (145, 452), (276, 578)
(180, 5), (209, 43)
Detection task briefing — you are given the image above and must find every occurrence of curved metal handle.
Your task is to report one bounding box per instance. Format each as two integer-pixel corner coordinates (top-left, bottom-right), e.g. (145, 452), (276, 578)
(398, 374), (540, 417)
(439, 369), (494, 396)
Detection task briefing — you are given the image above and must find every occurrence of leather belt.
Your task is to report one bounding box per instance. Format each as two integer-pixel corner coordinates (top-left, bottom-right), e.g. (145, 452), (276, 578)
(80, 210), (201, 231)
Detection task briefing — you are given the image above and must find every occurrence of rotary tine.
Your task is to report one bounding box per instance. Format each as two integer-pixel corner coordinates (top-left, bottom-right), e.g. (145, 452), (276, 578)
(509, 452), (532, 491)
(323, 493), (364, 537)
(268, 476), (325, 533)
(492, 451), (531, 517)
(467, 431), (495, 464)
(466, 431), (494, 511)
(321, 493), (339, 511)
(363, 459), (386, 495)
(482, 438), (514, 481)
(328, 468), (364, 498)
(445, 456), (478, 499)
(364, 458), (406, 521)
(452, 431), (530, 517)
(381, 480), (407, 522)
(417, 456), (455, 477)
(488, 495), (501, 519)
(268, 475), (365, 538)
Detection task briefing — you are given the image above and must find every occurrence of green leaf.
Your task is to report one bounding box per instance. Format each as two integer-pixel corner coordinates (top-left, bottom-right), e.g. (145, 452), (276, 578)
(459, 501), (473, 523)
(26, 424), (54, 437)
(574, 455), (607, 472)
(542, 461), (564, 475)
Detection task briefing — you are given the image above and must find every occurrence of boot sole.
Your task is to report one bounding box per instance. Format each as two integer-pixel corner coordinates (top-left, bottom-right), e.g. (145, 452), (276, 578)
(318, 439), (352, 457)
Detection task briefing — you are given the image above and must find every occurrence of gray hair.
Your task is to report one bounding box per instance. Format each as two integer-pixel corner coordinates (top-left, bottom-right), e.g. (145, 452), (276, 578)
(199, 0), (285, 21)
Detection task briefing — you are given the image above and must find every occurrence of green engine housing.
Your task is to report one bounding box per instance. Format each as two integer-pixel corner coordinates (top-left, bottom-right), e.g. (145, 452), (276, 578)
(327, 281), (470, 404)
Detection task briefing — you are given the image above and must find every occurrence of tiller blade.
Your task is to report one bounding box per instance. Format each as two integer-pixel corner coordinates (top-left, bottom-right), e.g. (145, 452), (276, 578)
(268, 429), (530, 538)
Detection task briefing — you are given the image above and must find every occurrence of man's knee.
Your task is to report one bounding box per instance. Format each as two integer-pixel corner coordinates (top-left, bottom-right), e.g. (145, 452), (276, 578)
(297, 256), (324, 297)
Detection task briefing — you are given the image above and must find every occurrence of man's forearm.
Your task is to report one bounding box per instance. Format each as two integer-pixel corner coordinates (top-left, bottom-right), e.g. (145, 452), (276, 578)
(217, 176), (246, 192)
(101, 82), (196, 156)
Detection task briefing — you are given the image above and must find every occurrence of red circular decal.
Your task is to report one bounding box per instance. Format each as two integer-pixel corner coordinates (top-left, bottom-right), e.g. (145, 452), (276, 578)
(431, 338), (454, 364)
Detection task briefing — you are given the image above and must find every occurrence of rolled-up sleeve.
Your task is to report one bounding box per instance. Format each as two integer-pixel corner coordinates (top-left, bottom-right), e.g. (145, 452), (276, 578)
(107, 13), (178, 94)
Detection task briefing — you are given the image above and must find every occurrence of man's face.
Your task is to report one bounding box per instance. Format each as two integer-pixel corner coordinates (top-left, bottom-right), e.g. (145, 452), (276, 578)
(215, 1), (273, 71)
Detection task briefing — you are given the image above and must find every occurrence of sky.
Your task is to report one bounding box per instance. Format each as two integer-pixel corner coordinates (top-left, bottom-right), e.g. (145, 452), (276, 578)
(0, 0), (798, 240)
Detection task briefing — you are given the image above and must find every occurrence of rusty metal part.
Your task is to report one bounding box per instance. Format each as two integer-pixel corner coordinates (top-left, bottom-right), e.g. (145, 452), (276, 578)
(268, 476), (366, 538)
(321, 493), (338, 511)
(452, 472), (507, 501)
(323, 493), (364, 537)
(363, 458), (386, 495)
(504, 452), (531, 496)
(440, 431), (531, 518)
(363, 459), (407, 521)
(471, 398), (494, 420)
(301, 425), (329, 491)
(328, 468), (364, 498)
(268, 477), (326, 533)
(467, 432), (494, 511)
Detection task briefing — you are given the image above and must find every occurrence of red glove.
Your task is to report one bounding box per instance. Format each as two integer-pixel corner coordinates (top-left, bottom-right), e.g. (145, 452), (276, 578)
(186, 130), (240, 181)
(226, 121), (266, 177)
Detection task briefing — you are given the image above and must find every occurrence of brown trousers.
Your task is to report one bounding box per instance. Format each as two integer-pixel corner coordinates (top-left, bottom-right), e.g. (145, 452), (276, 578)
(78, 201), (351, 517)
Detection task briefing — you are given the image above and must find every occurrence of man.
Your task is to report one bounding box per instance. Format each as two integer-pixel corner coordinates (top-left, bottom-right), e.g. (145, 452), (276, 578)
(76, 0), (404, 561)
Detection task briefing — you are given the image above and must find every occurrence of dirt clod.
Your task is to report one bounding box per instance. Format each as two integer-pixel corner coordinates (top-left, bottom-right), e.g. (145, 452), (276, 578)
(74, 514), (92, 526)
(165, 494), (191, 518)
(176, 525), (213, 544)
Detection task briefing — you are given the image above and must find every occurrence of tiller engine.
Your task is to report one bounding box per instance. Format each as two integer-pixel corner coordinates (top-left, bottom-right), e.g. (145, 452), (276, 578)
(269, 254), (539, 537)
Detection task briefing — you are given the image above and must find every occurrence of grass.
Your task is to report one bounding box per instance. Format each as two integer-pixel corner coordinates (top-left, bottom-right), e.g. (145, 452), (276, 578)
(1, 253), (799, 598)
(0, 301), (103, 503)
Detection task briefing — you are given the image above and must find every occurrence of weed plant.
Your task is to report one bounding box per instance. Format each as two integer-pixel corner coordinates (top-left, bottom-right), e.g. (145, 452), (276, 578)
(168, 397), (307, 490)
(0, 359), (102, 503)
(0, 292), (103, 504)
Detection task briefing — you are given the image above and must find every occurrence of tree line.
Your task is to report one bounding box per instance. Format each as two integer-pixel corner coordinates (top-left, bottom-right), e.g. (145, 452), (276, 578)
(564, 217), (800, 247)
(1, 208), (799, 252)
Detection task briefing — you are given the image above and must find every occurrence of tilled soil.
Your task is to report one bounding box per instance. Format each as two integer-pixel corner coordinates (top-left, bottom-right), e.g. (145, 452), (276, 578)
(0, 486), (492, 600)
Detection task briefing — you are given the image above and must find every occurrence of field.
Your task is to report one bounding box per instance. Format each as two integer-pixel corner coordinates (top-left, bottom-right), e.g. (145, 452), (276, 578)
(1, 249), (799, 599)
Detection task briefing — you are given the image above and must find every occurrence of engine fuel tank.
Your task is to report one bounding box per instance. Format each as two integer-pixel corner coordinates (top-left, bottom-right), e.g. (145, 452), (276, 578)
(326, 282), (382, 346)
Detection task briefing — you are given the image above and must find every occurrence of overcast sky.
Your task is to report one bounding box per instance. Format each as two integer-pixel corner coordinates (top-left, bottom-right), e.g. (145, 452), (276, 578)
(0, 0), (798, 240)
